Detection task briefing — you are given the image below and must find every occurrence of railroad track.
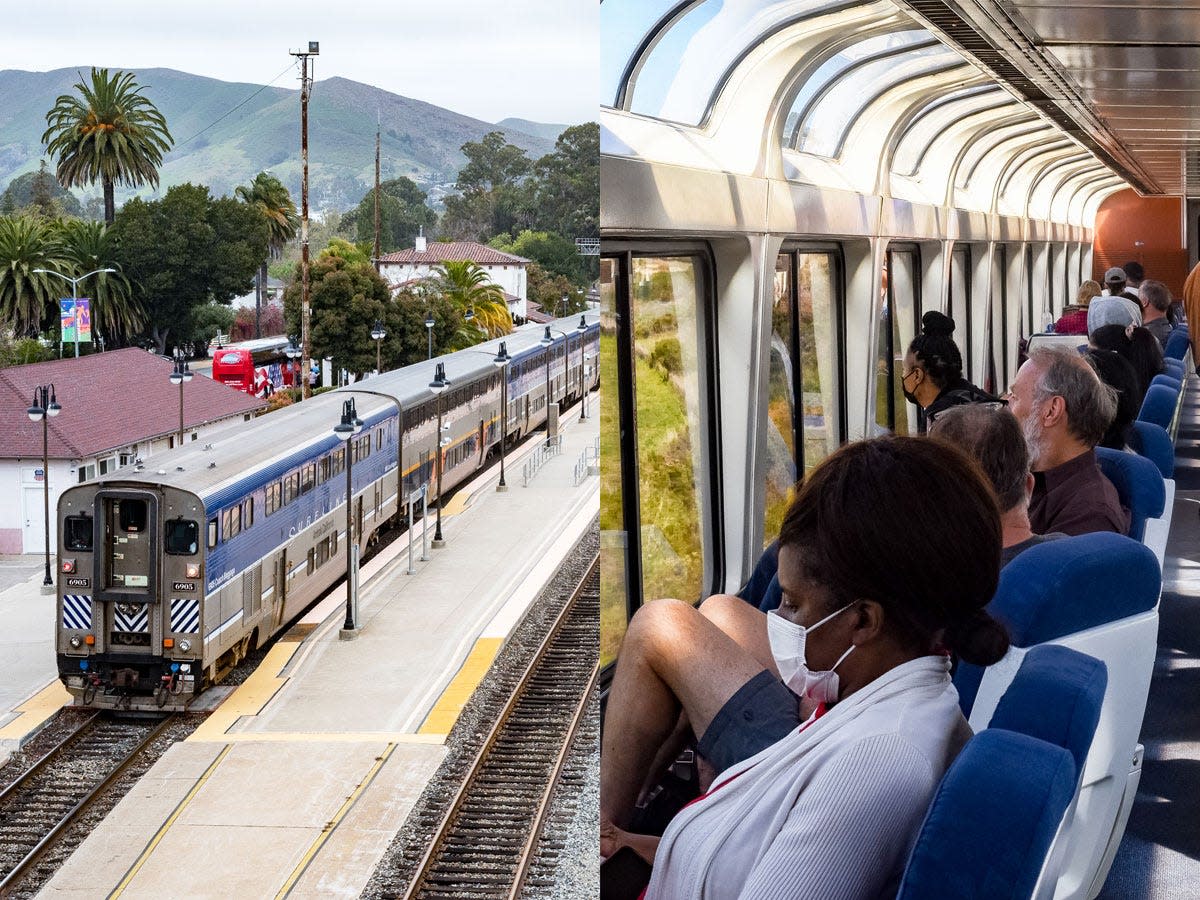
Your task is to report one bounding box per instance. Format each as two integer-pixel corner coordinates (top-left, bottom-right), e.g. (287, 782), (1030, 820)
(0, 712), (176, 894)
(403, 555), (599, 900)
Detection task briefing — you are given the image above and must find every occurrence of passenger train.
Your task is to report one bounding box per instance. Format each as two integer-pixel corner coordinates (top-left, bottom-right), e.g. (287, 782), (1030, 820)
(53, 315), (599, 711)
(601, 1), (1200, 897)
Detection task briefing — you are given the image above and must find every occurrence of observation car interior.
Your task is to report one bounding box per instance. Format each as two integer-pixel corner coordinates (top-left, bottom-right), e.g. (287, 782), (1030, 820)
(601, 1), (1200, 896)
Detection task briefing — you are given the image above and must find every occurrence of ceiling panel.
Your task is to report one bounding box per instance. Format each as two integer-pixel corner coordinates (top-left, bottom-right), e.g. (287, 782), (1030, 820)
(1010, 3), (1200, 44)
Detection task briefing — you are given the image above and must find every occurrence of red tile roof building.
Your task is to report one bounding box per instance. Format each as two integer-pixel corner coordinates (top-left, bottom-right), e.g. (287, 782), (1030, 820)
(378, 236), (530, 320)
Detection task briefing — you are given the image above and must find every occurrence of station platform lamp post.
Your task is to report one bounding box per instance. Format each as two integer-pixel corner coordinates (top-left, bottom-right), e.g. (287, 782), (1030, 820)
(429, 362), (451, 547)
(371, 320), (386, 375)
(493, 342), (510, 492)
(425, 310), (435, 360)
(333, 398), (363, 634)
(27, 384), (61, 586)
(169, 349), (193, 447)
(32, 267), (115, 357)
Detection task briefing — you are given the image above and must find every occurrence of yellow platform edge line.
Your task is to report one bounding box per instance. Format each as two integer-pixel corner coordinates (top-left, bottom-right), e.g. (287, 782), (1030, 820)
(108, 743), (233, 899)
(0, 680), (72, 743)
(187, 642), (298, 742)
(418, 637), (504, 735)
(275, 743), (398, 899)
(194, 731), (445, 744)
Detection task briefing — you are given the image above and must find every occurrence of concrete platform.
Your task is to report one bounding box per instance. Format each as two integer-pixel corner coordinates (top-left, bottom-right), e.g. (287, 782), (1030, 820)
(37, 400), (599, 898)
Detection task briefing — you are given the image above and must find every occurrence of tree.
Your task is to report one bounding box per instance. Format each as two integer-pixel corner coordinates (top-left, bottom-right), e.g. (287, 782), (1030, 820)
(42, 68), (173, 225)
(60, 219), (143, 345)
(189, 301), (236, 351)
(282, 252), (396, 380)
(0, 216), (72, 335)
(527, 263), (586, 319)
(441, 132), (531, 241)
(112, 183), (267, 352)
(432, 260), (512, 339)
(491, 229), (588, 286)
(340, 177), (437, 255)
(0, 162), (83, 219)
(0, 335), (53, 368)
(528, 123), (599, 240)
(235, 172), (298, 338)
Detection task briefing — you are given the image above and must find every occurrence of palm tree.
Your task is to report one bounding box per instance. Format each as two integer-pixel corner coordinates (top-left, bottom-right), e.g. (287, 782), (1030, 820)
(59, 219), (143, 345)
(42, 68), (173, 225)
(0, 216), (72, 335)
(236, 172), (299, 337)
(432, 260), (512, 341)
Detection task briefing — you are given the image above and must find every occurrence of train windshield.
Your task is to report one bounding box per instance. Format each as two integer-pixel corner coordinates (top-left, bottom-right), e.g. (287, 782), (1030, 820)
(63, 515), (93, 551)
(165, 519), (198, 555)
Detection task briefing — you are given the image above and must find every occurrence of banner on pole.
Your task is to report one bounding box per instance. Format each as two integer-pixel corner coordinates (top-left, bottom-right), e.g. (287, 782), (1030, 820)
(60, 299), (92, 343)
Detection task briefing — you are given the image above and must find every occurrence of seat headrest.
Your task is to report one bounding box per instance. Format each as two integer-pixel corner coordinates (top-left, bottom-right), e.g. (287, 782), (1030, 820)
(897, 729), (1076, 900)
(1138, 383), (1177, 429)
(1162, 357), (1185, 380)
(1127, 420), (1175, 479)
(1095, 447), (1166, 541)
(988, 644), (1107, 774)
(1150, 373), (1181, 393)
(1164, 329), (1190, 360)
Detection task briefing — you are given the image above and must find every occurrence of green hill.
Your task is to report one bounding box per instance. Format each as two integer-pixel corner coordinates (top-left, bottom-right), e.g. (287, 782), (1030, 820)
(495, 117), (567, 142)
(0, 67), (559, 211)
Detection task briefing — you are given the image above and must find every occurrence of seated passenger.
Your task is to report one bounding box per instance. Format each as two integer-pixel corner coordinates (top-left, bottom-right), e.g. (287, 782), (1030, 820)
(1084, 348), (1139, 450)
(902, 310), (999, 429)
(600, 436), (1009, 898)
(1087, 269), (1142, 335)
(1138, 279), (1174, 350)
(1006, 346), (1128, 536)
(928, 404), (1067, 565)
(1090, 323), (1164, 400)
(1053, 279), (1101, 335)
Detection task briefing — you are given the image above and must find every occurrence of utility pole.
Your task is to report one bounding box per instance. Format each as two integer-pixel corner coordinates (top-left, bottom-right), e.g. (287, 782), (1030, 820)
(291, 41), (319, 400)
(373, 120), (382, 273)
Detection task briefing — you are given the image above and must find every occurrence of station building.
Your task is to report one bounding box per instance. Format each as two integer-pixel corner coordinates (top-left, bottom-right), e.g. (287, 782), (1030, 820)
(0, 349), (266, 554)
(377, 235), (531, 320)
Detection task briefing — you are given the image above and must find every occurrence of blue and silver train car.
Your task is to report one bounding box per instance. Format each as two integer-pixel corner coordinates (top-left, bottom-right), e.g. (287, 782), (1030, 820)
(601, 1), (1200, 896)
(54, 315), (598, 710)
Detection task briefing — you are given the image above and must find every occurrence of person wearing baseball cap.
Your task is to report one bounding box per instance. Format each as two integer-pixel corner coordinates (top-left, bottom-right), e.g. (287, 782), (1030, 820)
(1089, 268), (1142, 335)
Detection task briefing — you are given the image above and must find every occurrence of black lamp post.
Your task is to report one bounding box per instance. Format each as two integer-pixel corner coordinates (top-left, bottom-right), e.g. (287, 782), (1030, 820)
(27, 384), (61, 586)
(168, 348), (193, 446)
(493, 342), (510, 491)
(540, 326), (554, 446)
(370, 320), (386, 375)
(429, 362), (450, 546)
(425, 310), (435, 360)
(333, 398), (363, 630)
(575, 315), (588, 420)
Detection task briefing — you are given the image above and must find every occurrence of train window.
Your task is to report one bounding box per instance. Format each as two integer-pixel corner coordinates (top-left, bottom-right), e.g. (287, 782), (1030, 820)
(243, 499), (253, 530)
(266, 482), (281, 516)
(300, 464), (316, 495)
(332, 447), (345, 476)
(307, 548), (315, 576)
(319, 457), (329, 484)
(876, 248), (921, 435)
(227, 505), (241, 540)
(376, 429), (382, 452)
(207, 518), (217, 550)
(950, 246), (973, 378)
(64, 515), (93, 551)
(119, 499), (148, 533)
(165, 519), (198, 555)
(283, 472), (300, 504)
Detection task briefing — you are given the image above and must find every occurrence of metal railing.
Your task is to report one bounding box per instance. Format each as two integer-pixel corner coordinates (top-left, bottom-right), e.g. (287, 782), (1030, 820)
(523, 434), (563, 486)
(573, 436), (600, 486)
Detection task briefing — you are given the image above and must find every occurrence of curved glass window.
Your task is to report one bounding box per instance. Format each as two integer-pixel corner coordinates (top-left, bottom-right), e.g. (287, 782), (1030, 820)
(956, 121), (1051, 189)
(601, 0), (680, 109)
(893, 84), (1011, 175)
(796, 41), (964, 157)
(620, 0), (844, 124)
(785, 30), (929, 146)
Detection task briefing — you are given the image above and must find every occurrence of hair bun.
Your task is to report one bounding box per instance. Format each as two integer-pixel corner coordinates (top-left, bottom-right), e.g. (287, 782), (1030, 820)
(922, 310), (956, 338)
(945, 608), (1009, 666)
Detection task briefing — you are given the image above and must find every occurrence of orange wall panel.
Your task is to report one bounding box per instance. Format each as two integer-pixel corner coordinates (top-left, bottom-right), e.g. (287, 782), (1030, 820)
(1093, 189), (1188, 297)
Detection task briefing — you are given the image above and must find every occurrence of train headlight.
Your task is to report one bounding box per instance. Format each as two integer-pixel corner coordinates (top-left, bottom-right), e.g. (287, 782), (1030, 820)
(180, 664), (191, 673)
(69, 636), (81, 648)
(179, 639), (191, 652)
(185, 564), (200, 579)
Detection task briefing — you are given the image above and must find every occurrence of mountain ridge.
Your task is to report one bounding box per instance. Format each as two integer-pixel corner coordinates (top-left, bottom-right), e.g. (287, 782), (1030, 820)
(0, 67), (561, 211)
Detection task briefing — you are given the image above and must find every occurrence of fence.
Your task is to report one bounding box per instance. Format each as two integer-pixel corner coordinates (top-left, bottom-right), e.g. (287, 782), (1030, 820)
(523, 434), (563, 486)
(573, 436), (600, 486)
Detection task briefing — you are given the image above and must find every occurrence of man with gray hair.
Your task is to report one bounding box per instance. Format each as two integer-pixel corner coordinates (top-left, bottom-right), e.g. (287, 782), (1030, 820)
(1005, 345), (1129, 536)
(1139, 279), (1173, 350)
(930, 404), (1067, 565)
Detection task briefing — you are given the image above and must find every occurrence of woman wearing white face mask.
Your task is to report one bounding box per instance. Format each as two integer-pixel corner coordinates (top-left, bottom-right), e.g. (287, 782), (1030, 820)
(600, 436), (1010, 899)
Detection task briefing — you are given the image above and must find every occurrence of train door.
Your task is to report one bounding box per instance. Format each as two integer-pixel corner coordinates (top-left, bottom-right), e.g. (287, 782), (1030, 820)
(273, 551), (288, 628)
(478, 419), (486, 467)
(99, 494), (156, 597)
(355, 497), (363, 538)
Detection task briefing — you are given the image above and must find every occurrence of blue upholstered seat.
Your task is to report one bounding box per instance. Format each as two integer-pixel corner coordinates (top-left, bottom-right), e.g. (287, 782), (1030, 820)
(737, 540), (781, 612)
(897, 729), (1077, 900)
(989, 644), (1106, 775)
(955, 533), (1160, 715)
(1138, 383), (1177, 429)
(1164, 328), (1190, 361)
(1127, 420), (1175, 479)
(1150, 373), (1181, 393)
(1162, 357), (1185, 381)
(1095, 447), (1165, 542)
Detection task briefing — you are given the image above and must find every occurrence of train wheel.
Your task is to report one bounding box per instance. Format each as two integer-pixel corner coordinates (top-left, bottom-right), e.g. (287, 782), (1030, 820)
(82, 682), (97, 705)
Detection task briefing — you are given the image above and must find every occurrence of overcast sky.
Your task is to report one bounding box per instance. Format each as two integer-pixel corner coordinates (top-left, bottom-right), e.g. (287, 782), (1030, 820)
(3, 0), (598, 125)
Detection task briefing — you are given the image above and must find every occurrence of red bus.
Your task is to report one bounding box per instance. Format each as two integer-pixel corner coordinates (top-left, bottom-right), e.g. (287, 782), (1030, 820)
(209, 336), (298, 395)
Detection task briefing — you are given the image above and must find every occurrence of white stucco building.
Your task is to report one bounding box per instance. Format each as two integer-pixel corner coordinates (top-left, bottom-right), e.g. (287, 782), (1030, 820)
(377, 236), (531, 320)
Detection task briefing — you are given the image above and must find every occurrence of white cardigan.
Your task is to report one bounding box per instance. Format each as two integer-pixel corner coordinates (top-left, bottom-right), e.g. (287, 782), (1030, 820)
(645, 656), (971, 900)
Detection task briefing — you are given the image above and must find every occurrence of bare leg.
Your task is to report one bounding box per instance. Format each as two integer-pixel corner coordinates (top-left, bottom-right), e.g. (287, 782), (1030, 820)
(600, 598), (766, 830)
